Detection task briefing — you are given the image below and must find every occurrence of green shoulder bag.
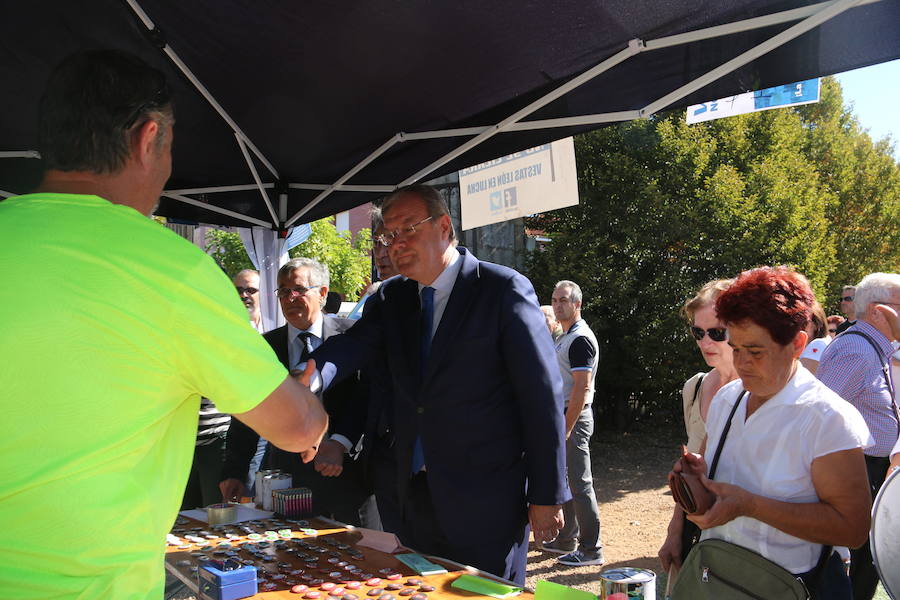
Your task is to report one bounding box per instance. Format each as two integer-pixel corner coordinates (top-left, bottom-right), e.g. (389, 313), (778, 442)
(672, 538), (812, 599)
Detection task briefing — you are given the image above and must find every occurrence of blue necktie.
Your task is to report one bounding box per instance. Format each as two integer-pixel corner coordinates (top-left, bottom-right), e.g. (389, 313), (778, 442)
(297, 332), (313, 368)
(411, 286), (435, 474)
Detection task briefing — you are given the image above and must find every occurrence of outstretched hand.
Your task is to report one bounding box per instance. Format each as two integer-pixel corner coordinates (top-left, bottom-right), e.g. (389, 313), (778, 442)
(299, 445), (318, 463)
(290, 359), (317, 388)
(313, 439), (346, 477)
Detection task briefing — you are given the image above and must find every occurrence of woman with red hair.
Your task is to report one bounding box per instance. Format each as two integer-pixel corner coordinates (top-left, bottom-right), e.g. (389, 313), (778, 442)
(659, 266), (873, 599)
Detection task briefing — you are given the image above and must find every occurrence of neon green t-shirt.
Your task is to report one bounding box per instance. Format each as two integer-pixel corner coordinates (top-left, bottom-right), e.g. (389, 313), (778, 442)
(0, 193), (288, 598)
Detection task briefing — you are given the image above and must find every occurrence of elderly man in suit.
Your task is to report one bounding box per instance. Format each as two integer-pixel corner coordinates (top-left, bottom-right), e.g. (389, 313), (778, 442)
(220, 257), (370, 525)
(311, 185), (569, 584)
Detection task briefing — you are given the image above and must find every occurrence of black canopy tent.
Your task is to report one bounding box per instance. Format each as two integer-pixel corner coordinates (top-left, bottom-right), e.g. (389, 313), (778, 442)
(2, 0), (899, 229)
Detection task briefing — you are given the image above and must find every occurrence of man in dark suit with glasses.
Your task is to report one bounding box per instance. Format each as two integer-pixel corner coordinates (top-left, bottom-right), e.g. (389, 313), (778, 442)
(308, 185), (570, 585)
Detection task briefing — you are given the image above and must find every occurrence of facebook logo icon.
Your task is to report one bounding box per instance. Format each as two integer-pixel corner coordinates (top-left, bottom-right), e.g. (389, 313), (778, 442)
(503, 187), (517, 208)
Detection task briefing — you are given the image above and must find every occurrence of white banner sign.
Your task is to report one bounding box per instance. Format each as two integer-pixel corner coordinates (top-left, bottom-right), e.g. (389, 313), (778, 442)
(458, 137), (579, 231)
(687, 78), (820, 124)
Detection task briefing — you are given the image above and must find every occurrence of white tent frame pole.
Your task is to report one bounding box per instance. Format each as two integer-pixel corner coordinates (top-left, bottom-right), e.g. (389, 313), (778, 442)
(284, 133), (403, 227)
(166, 182), (395, 195)
(508, 111), (643, 131)
(162, 192), (271, 227)
(167, 184), (275, 195)
(123, 0), (279, 179)
(401, 126), (487, 140)
(403, 113), (640, 137)
(279, 192), (288, 223)
(0, 151), (40, 159)
(397, 41), (645, 188)
(641, 0), (863, 116)
(646, 0), (878, 51)
(235, 132), (279, 226)
(289, 183), (395, 192)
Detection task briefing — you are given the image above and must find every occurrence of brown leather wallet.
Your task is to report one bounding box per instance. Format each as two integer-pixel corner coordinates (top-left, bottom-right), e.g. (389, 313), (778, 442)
(669, 470), (714, 515)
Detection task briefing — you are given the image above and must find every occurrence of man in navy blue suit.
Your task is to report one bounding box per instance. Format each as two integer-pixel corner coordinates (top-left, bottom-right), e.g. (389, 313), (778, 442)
(310, 185), (570, 584)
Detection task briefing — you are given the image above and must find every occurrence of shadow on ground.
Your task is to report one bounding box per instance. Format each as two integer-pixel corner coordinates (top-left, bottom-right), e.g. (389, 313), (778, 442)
(589, 419), (684, 504)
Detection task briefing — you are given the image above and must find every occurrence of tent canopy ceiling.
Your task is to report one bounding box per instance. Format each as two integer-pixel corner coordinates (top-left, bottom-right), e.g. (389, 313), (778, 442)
(2, 0), (899, 228)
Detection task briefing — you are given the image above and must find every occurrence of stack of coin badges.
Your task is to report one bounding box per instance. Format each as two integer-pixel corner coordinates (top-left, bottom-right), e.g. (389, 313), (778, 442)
(167, 517), (448, 597)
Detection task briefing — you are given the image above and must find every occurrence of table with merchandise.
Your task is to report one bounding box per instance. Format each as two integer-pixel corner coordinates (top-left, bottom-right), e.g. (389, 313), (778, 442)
(165, 515), (531, 600)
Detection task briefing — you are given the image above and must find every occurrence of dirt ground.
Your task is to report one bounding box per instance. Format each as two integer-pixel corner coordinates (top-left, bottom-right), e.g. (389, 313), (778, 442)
(524, 420), (683, 596)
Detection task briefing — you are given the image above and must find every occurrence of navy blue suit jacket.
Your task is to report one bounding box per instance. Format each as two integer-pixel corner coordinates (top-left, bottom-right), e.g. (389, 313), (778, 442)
(313, 247), (570, 547)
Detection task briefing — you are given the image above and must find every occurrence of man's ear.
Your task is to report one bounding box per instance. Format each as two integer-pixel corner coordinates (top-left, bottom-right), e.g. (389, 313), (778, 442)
(319, 286), (329, 304)
(438, 214), (452, 241)
(133, 119), (161, 167)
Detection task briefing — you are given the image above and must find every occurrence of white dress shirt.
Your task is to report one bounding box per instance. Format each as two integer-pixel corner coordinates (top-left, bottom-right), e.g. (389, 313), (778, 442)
(287, 314), (324, 370)
(287, 314), (352, 452)
(700, 365), (873, 573)
(418, 249), (462, 335)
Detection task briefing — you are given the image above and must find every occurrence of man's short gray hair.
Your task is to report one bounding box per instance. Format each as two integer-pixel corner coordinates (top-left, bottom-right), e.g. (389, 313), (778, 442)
(380, 184), (457, 244)
(554, 280), (583, 305)
(370, 206), (384, 235)
(233, 269), (259, 282)
(278, 257), (329, 289)
(854, 272), (900, 319)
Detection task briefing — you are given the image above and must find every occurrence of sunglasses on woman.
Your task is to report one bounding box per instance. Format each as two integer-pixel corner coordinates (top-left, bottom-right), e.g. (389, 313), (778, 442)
(690, 326), (727, 342)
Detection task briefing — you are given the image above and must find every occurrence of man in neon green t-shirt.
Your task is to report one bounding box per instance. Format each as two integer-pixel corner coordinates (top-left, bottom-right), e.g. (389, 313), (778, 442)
(0, 50), (328, 599)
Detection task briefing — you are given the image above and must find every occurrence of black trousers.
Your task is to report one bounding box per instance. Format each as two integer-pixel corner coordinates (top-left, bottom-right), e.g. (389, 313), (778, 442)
(850, 454), (889, 600)
(181, 437), (226, 510)
(399, 472), (530, 585)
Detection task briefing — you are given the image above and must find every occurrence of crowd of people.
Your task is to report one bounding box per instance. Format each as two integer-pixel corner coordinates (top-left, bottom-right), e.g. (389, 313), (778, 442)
(1, 48), (898, 600)
(661, 270), (900, 600)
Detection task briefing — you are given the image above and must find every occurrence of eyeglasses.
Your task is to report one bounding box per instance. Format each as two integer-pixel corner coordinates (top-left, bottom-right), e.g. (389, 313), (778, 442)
(235, 287), (258, 295)
(841, 296), (854, 302)
(275, 285), (321, 299)
(690, 326), (727, 342)
(123, 82), (173, 130)
(375, 216), (433, 247)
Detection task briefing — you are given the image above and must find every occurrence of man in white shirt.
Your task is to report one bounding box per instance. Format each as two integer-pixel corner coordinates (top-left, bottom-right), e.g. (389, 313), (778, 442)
(220, 258), (371, 524)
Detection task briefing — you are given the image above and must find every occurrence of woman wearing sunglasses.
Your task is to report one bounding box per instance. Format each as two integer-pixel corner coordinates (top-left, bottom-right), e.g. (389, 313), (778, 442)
(680, 279), (738, 454)
(661, 266), (872, 599)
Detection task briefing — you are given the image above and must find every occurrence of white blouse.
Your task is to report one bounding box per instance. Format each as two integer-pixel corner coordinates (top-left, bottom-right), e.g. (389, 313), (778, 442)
(700, 365), (873, 573)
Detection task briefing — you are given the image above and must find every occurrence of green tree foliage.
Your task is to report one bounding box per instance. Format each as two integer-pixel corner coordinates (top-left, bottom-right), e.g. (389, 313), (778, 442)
(525, 77), (899, 429)
(205, 229), (254, 277)
(205, 218), (373, 299)
(289, 218), (373, 299)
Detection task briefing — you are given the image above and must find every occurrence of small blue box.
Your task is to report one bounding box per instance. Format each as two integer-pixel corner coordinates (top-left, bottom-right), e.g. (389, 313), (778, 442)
(198, 562), (257, 600)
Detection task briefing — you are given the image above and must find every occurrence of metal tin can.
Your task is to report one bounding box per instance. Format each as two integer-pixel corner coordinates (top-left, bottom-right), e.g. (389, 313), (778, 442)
(206, 503), (238, 525)
(262, 472), (293, 511)
(597, 567), (656, 600)
(254, 469), (279, 506)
